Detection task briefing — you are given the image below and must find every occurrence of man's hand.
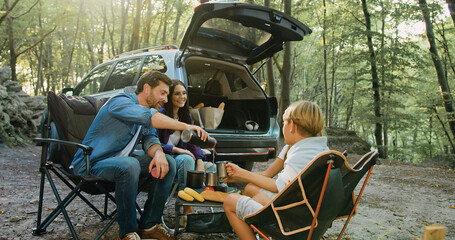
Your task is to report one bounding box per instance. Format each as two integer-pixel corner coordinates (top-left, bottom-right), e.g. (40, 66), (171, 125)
(149, 151), (169, 179)
(187, 125), (209, 141)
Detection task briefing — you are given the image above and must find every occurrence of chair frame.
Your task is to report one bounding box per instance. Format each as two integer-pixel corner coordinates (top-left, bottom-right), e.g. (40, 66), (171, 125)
(247, 150), (377, 240)
(32, 115), (118, 240)
(32, 93), (144, 240)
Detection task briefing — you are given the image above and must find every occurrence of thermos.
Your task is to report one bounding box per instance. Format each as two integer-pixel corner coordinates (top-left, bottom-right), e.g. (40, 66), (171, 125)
(181, 129), (216, 148)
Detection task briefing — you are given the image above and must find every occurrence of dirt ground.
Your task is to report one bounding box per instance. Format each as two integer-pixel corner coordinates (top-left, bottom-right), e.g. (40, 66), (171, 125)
(0, 144), (454, 240)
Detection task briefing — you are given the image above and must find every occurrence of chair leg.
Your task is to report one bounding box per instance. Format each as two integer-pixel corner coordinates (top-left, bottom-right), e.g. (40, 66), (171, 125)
(250, 224), (270, 240)
(308, 161), (334, 240)
(33, 168), (47, 236)
(161, 182), (180, 234)
(53, 169), (113, 219)
(337, 166), (374, 240)
(39, 168), (81, 239)
(94, 214), (117, 240)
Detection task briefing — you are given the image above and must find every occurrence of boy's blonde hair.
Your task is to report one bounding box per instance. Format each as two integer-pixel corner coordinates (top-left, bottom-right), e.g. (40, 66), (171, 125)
(286, 100), (325, 137)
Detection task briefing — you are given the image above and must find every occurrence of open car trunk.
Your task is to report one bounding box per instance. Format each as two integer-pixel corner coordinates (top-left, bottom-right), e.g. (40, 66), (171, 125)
(185, 56), (273, 133)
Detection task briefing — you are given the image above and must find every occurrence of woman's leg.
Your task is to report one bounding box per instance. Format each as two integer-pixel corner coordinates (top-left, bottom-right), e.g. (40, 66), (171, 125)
(174, 154), (196, 214)
(174, 154), (195, 190)
(223, 193), (257, 240)
(203, 161), (216, 173)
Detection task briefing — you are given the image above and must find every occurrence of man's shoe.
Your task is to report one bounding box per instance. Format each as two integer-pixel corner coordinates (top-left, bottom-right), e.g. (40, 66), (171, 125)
(138, 224), (173, 240)
(118, 232), (141, 240)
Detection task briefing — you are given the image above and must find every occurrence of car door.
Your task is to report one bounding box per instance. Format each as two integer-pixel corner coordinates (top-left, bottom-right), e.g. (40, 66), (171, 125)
(180, 1), (312, 65)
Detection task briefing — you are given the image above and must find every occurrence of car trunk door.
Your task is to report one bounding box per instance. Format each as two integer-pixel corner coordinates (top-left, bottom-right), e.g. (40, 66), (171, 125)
(180, 2), (312, 65)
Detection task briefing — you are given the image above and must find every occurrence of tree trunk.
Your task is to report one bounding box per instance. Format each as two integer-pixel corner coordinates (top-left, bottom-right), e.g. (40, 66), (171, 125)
(322, 0), (329, 127)
(108, 0), (117, 57)
(279, 0), (292, 127)
(345, 37), (357, 130)
(361, 0), (384, 157)
(66, 0), (83, 85)
(380, 0), (388, 158)
(172, 0), (183, 42)
(433, 105), (455, 150)
(447, 0), (455, 26)
(119, 0), (129, 53)
(420, 0), (455, 148)
(7, 14), (17, 82)
(161, 1), (169, 44)
(345, 69), (357, 129)
(99, 1), (107, 64)
(35, 42), (44, 96)
(144, 0), (153, 45)
(129, 0), (142, 50)
(264, 0), (275, 97)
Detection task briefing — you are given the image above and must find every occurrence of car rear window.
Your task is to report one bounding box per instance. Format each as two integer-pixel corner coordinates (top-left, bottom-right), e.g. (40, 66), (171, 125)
(199, 18), (271, 51)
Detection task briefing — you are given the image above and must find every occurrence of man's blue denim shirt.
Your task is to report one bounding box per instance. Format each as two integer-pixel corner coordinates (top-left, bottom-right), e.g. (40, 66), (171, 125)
(71, 92), (160, 175)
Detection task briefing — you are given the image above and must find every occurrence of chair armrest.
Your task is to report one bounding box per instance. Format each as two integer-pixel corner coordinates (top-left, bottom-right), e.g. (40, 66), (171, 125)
(33, 138), (93, 175)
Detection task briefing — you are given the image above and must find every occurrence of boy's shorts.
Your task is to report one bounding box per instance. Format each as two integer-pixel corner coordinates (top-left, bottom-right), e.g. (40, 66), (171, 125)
(236, 189), (277, 220)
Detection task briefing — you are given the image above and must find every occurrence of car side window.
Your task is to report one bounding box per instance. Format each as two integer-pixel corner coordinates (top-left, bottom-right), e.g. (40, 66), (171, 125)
(140, 55), (167, 76)
(103, 58), (142, 91)
(76, 63), (112, 96)
(188, 72), (215, 89)
(225, 72), (247, 92)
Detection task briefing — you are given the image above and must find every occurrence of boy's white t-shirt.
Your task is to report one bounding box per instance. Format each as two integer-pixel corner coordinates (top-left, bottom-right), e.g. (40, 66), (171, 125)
(275, 136), (329, 191)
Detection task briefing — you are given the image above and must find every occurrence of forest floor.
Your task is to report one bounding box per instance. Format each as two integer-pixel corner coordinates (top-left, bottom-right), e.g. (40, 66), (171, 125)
(0, 144), (454, 240)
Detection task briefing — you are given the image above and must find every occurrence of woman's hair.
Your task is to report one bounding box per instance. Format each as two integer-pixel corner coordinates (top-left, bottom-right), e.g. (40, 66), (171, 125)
(163, 79), (192, 128)
(286, 100), (325, 137)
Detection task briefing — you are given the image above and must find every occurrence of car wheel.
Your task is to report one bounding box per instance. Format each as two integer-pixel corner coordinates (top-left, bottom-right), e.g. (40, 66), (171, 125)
(40, 110), (60, 162)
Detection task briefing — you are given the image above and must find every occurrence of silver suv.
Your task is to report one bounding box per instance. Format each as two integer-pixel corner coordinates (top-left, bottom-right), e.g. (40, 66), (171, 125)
(58, 1), (312, 169)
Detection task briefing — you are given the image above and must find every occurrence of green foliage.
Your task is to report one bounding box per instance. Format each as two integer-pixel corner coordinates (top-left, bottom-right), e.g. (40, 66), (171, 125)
(0, 0), (454, 162)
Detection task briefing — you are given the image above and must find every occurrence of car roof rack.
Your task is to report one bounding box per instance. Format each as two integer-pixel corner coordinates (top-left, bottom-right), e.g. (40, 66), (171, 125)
(111, 45), (179, 59)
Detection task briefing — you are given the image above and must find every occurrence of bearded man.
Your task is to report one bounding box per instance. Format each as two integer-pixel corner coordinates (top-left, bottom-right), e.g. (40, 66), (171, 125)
(71, 70), (208, 240)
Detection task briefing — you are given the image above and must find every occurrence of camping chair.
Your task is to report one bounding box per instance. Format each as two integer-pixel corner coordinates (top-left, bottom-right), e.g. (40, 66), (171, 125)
(32, 91), (136, 239)
(244, 150), (378, 240)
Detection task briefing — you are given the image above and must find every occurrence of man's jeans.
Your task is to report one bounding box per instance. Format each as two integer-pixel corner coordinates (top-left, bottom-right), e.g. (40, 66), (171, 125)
(89, 154), (176, 237)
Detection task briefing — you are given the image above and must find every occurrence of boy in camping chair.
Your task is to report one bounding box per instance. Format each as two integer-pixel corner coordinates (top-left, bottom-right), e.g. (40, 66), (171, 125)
(71, 71), (209, 240)
(223, 100), (328, 240)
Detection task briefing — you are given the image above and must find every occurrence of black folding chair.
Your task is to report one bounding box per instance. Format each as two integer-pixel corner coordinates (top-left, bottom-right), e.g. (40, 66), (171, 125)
(32, 91), (136, 239)
(244, 150), (378, 240)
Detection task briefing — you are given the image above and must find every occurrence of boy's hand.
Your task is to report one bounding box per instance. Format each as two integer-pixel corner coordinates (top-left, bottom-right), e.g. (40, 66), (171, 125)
(226, 163), (246, 178)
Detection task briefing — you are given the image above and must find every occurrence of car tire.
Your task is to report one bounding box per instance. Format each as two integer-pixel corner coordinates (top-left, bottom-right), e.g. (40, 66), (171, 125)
(40, 110), (60, 162)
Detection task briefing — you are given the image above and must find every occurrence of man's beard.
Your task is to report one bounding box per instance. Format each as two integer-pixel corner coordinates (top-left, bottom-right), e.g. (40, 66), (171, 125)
(146, 94), (162, 110)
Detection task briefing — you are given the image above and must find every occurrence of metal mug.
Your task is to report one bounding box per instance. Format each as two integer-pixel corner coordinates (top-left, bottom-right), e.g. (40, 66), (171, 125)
(206, 172), (218, 186)
(216, 161), (231, 178)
